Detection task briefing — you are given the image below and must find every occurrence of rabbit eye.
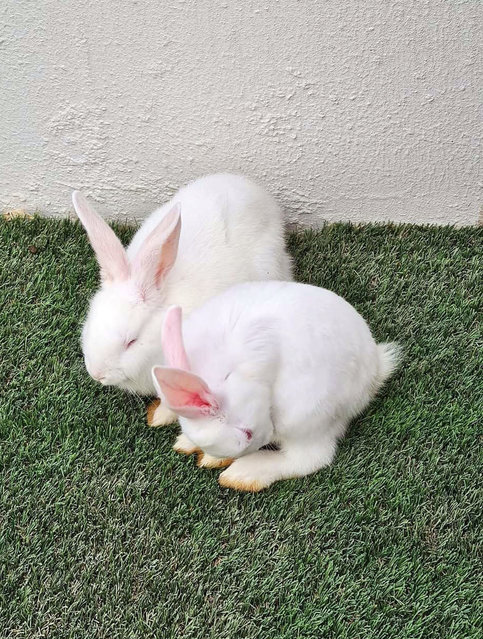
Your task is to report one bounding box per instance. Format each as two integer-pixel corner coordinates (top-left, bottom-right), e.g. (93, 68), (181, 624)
(126, 338), (137, 349)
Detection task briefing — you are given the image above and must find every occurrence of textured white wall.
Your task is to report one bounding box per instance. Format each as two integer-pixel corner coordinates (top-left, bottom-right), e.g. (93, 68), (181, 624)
(1, 0), (481, 225)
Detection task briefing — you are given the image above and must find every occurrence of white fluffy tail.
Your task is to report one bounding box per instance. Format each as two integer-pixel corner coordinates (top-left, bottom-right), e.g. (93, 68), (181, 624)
(374, 342), (401, 391)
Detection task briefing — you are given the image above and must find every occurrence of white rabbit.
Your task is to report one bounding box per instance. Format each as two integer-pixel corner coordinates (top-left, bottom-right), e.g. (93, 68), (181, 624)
(72, 174), (292, 425)
(152, 282), (400, 491)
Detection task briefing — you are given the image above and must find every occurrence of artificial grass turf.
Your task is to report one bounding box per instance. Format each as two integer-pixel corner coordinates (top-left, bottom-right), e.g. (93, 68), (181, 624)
(0, 218), (481, 639)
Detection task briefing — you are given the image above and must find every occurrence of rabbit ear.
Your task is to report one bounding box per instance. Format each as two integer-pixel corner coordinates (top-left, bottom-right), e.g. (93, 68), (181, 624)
(72, 191), (129, 283)
(152, 366), (219, 419)
(162, 306), (190, 370)
(131, 203), (181, 293)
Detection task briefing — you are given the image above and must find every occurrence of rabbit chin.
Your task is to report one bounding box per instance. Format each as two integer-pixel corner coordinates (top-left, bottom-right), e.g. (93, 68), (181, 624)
(105, 367), (157, 396)
(118, 377), (154, 395)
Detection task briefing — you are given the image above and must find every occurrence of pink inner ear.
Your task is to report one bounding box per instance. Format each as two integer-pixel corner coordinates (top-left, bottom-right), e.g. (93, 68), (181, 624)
(152, 366), (219, 419)
(162, 306), (190, 370)
(180, 391), (213, 409)
(131, 203), (181, 292)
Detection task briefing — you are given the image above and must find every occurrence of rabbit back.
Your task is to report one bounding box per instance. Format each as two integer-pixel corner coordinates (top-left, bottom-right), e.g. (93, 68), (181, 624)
(127, 174), (292, 314)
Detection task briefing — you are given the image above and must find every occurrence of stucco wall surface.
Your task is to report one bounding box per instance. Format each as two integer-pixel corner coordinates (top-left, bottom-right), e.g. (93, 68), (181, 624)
(0, 0), (481, 225)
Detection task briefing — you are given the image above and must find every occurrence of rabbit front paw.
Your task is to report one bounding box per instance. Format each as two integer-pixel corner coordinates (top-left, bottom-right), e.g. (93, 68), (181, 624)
(173, 433), (201, 456)
(147, 399), (178, 427)
(197, 453), (234, 469)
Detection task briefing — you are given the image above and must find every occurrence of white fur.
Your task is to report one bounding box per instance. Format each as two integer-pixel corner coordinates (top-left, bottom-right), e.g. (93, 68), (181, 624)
(75, 174), (293, 395)
(152, 282), (400, 490)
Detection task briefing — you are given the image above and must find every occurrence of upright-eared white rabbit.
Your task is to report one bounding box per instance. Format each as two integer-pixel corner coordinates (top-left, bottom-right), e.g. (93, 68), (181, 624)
(152, 282), (400, 491)
(72, 174), (292, 425)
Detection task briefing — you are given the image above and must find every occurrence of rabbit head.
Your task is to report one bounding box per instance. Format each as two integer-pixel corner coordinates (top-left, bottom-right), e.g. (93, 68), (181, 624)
(73, 191), (181, 394)
(152, 306), (273, 459)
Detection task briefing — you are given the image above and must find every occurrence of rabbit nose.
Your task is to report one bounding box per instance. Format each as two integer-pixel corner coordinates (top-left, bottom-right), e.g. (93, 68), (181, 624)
(92, 371), (106, 383)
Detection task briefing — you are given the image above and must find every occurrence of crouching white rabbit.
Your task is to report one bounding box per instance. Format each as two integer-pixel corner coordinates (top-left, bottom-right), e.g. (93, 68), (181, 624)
(71, 174), (292, 426)
(152, 281), (400, 491)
